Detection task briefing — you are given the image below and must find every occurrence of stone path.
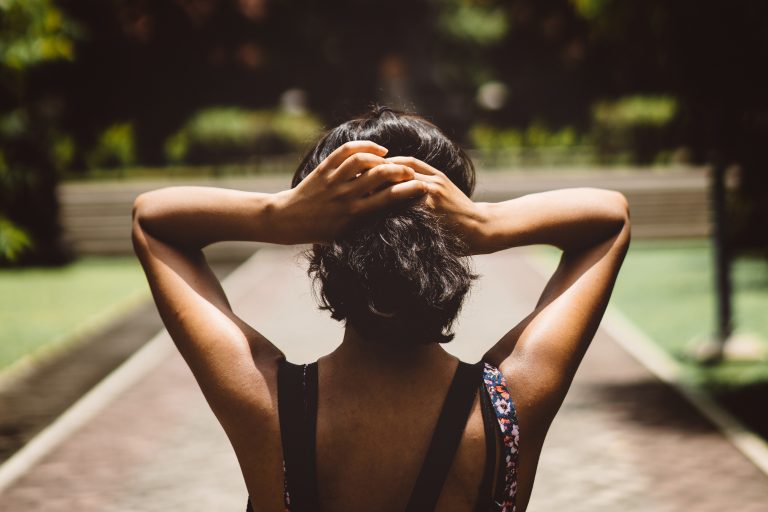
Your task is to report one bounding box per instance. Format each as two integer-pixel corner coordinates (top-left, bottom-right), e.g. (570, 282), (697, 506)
(1, 246), (767, 511)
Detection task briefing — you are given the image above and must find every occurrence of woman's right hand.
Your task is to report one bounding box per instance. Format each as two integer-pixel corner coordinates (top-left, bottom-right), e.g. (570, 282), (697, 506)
(273, 141), (427, 244)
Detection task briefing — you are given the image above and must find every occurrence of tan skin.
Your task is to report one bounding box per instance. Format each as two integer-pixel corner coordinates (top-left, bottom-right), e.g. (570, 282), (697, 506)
(132, 140), (630, 512)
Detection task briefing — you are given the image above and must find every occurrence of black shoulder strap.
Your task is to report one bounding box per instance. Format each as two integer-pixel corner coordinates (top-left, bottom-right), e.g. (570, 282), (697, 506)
(304, 362), (320, 503)
(404, 361), (483, 512)
(277, 360), (320, 512)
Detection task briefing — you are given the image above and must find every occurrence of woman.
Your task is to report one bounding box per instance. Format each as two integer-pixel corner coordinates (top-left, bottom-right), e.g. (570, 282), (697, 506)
(132, 107), (630, 512)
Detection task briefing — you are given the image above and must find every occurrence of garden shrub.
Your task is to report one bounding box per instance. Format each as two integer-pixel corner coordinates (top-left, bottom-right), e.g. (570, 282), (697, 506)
(0, 215), (33, 262)
(591, 95), (678, 165)
(468, 122), (588, 168)
(470, 122), (580, 151)
(85, 122), (136, 170)
(164, 107), (322, 164)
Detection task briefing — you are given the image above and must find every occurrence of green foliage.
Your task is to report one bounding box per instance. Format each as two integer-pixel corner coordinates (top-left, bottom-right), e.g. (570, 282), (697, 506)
(51, 132), (74, 171)
(0, 0), (79, 70)
(525, 122), (579, 147)
(591, 95), (678, 164)
(165, 108), (322, 164)
(592, 95), (677, 128)
(470, 122), (580, 150)
(0, 109), (27, 138)
(164, 131), (188, 165)
(438, 1), (508, 46)
(570, 0), (614, 20)
(471, 96), (677, 166)
(0, 215), (33, 263)
(470, 124), (522, 150)
(85, 123), (136, 170)
(0, 0), (79, 265)
(469, 122), (592, 168)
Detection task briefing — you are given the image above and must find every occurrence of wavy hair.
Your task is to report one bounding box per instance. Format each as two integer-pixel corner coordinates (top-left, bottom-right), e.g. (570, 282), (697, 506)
(291, 106), (477, 345)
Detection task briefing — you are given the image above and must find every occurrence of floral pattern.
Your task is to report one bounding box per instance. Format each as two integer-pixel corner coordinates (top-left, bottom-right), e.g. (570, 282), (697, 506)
(283, 459), (290, 511)
(483, 362), (520, 512)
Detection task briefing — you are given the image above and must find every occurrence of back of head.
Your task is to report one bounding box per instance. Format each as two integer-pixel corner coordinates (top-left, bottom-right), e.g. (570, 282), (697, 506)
(292, 106), (477, 345)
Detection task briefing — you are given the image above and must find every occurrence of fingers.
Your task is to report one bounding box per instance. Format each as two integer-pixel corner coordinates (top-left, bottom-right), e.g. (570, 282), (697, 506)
(317, 141), (388, 174)
(356, 179), (428, 214)
(348, 163), (415, 194)
(331, 152), (389, 181)
(385, 156), (441, 176)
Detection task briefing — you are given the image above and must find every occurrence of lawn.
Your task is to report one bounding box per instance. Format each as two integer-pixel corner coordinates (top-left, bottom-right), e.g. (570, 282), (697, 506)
(616, 240), (768, 386)
(606, 239), (768, 437)
(0, 256), (150, 372)
(538, 239), (768, 389)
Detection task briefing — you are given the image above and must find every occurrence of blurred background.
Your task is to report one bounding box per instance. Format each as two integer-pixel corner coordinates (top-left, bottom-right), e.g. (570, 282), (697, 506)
(2, 0), (768, 509)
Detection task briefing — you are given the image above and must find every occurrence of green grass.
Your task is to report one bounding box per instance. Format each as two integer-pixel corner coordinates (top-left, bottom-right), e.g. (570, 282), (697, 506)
(537, 239), (768, 390)
(0, 256), (150, 372)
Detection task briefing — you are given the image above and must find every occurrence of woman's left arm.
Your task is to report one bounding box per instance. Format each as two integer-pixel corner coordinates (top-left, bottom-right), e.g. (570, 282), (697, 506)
(131, 141), (424, 429)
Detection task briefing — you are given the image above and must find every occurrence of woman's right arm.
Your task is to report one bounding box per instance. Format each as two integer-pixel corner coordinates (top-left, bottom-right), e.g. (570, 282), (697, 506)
(477, 190), (630, 510)
(388, 157), (629, 394)
(474, 188), (631, 368)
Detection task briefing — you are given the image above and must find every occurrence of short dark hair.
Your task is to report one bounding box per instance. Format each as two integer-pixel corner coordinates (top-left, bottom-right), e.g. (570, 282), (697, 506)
(292, 106), (477, 345)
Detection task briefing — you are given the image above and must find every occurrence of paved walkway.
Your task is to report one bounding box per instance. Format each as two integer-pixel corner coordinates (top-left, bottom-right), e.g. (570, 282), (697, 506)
(1, 247), (767, 511)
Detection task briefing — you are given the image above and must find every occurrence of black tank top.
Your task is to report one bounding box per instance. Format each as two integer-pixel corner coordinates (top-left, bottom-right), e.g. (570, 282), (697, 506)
(246, 360), (518, 511)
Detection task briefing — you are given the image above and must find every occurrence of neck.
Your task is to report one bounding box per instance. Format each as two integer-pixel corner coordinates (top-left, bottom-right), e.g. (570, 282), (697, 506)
(327, 326), (454, 371)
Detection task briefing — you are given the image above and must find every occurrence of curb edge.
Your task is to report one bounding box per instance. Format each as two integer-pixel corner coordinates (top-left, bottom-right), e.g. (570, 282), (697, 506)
(520, 248), (768, 478)
(0, 248), (268, 495)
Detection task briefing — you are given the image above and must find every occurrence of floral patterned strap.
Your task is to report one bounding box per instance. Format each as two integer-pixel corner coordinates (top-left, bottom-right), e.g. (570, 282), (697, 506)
(482, 362), (520, 512)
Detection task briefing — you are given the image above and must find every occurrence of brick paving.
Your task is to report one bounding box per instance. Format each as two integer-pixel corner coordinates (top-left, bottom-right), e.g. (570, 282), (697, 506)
(1, 246), (767, 511)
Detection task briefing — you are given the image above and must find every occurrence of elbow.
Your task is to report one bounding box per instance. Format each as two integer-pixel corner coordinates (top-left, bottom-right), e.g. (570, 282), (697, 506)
(611, 190), (631, 227)
(585, 187), (631, 234)
(131, 188), (200, 252)
(131, 191), (153, 227)
(132, 192), (147, 226)
(579, 187), (630, 228)
(131, 192), (160, 256)
(131, 194), (149, 256)
(610, 191), (631, 248)
(593, 188), (630, 231)
(589, 188), (631, 248)
(131, 190), (164, 233)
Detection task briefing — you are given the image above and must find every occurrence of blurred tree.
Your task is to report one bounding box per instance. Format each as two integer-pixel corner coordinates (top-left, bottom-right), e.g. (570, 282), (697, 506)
(570, 0), (768, 251)
(0, 0), (80, 265)
(7, 0), (764, 253)
(52, 0), (514, 165)
(483, 0), (593, 129)
(472, 0), (768, 251)
(566, 0), (768, 351)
